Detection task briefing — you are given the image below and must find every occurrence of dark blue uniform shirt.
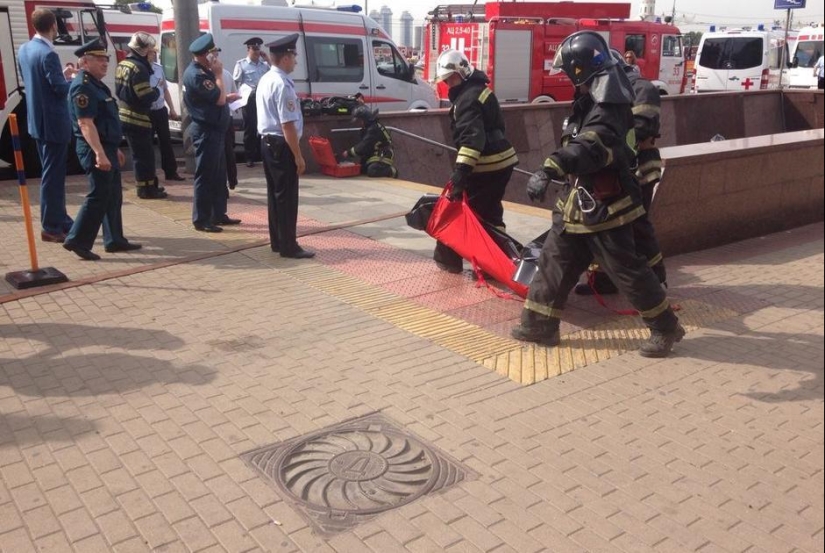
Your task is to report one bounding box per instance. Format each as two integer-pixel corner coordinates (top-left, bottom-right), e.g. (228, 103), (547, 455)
(69, 69), (123, 169)
(182, 61), (229, 131)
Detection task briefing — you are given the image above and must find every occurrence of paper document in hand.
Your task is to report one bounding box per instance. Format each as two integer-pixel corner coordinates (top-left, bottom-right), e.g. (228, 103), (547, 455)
(229, 99), (245, 112)
(236, 84), (253, 108)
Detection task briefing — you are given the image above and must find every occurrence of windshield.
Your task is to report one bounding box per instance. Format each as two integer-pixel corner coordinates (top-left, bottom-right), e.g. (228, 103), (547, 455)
(793, 40), (824, 68)
(699, 37), (763, 70)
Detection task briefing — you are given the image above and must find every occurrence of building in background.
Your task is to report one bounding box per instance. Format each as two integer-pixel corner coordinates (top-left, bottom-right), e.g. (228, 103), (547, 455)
(400, 11), (413, 48)
(380, 5), (393, 40)
(639, 0), (656, 21)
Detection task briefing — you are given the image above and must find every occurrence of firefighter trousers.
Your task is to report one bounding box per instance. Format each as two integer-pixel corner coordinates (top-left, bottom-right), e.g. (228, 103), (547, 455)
(123, 127), (156, 189)
(525, 223), (678, 334)
(632, 182), (666, 283)
(434, 166), (514, 271)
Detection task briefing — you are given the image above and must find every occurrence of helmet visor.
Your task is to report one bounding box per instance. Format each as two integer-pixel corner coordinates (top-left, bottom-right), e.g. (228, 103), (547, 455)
(552, 47), (565, 70)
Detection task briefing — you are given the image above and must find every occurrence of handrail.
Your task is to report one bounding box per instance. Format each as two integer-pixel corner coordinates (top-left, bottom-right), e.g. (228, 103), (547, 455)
(331, 125), (536, 178)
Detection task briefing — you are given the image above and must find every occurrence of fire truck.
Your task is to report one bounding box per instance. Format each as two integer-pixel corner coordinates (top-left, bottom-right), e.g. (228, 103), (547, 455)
(0, 1), (158, 175)
(423, 2), (686, 104)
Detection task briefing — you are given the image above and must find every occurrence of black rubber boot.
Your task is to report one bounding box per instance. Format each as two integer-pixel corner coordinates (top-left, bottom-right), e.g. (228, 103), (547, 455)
(639, 324), (686, 358)
(511, 310), (560, 347)
(575, 270), (619, 296)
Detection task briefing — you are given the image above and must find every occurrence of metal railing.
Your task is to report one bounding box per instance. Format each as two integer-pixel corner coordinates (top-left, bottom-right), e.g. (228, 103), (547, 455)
(331, 125), (535, 178)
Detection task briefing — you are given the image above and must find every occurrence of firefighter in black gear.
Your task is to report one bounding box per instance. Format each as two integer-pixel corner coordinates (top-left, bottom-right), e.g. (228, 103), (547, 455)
(340, 106), (397, 178)
(432, 49), (518, 274)
(115, 32), (167, 199)
(512, 31), (684, 358)
(576, 49), (667, 295)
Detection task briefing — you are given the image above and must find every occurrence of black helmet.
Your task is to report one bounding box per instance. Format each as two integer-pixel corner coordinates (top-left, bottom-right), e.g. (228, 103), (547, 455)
(352, 105), (378, 123)
(552, 31), (615, 86)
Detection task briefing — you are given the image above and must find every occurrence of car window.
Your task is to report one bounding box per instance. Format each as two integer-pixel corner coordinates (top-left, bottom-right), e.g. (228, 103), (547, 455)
(305, 36), (364, 82)
(700, 37), (763, 70)
(372, 40), (408, 81)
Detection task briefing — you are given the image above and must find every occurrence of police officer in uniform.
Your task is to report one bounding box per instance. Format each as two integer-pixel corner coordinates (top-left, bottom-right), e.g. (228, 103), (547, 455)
(512, 31), (685, 358)
(234, 37), (270, 167)
(256, 34), (314, 259)
(184, 34), (240, 233)
(63, 39), (141, 261)
(340, 106), (397, 178)
(575, 49), (667, 295)
(115, 32), (167, 200)
(431, 49), (519, 274)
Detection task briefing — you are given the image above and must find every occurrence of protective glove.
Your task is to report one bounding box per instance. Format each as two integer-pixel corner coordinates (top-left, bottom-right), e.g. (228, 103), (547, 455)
(448, 164), (471, 201)
(526, 170), (550, 203)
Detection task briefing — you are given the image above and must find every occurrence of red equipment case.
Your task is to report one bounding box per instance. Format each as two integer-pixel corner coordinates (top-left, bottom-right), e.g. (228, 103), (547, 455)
(308, 136), (362, 178)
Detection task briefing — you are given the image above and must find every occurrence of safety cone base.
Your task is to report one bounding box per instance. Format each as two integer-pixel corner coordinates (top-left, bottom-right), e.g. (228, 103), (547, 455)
(5, 268), (69, 290)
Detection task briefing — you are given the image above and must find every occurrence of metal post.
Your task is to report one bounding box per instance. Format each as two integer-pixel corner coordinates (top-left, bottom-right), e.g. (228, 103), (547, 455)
(780, 8), (792, 89)
(174, 0), (199, 173)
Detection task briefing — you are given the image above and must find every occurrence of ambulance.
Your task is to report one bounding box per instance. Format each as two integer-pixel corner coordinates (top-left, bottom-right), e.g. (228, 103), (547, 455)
(423, 1), (686, 104)
(787, 24), (823, 89)
(159, 0), (438, 133)
(693, 25), (796, 92)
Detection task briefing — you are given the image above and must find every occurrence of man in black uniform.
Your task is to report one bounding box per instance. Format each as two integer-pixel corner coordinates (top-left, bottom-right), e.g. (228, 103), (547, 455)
(340, 106), (397, 178)
(432, 49), (518, 274)
(115, 32), (167, 200)
(63, 39), (141, 261)
(575, 49), (667, 295)
(512, 31), (684, 358)
(183, 34), (240, 233)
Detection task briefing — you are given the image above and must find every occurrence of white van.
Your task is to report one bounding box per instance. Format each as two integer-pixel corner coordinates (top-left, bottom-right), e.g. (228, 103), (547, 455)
(160, 1), (437, 133)
(102, 8), (160, 57)
(693, 26), (795, 92)
(788, 24), (824, 89)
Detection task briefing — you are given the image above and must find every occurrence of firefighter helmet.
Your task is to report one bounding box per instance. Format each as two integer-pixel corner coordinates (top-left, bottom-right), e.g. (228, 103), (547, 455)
(352, 105), (378, 123)
(128, 31), (156, 56)
(552, 31), (615, 86)
(436, 49), (473, 82)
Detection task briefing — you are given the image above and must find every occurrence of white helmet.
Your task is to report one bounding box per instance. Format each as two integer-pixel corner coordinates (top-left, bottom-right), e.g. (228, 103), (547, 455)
(436, 49), (473, 82)
(128, 31), (156, 56)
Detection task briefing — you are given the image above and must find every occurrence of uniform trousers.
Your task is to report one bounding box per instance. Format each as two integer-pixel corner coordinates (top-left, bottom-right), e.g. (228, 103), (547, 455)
(123, 126), (156, 187)
(261, 135), (299, 253)
(224, 122), (238, 189)
(242, 89), (260, 161)
(190, 122), (227, 226)
(35, 139), (73, 234)
(633, 177), (666, 284)
(434, 166), (514, 270)
(149, 107), (178, 179)
(64, 143), (125, 250)
(527, 223), (678, 333)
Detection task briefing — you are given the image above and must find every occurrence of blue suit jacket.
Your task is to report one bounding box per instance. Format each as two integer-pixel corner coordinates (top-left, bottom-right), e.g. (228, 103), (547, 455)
(18, 36), (71, 144)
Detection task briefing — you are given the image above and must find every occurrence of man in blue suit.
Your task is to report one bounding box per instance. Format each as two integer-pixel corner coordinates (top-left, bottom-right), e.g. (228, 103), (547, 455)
(18, 8), (75, 243)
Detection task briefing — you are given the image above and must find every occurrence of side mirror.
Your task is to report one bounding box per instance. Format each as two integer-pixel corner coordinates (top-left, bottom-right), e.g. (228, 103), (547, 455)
(791, 57), (799, 69)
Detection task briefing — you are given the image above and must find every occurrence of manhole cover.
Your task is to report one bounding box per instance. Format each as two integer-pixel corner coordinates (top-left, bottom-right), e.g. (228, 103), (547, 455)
(241, 412), (473, 537)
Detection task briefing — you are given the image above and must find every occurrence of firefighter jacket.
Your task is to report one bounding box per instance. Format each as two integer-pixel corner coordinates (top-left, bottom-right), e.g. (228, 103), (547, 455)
(448, 70), (518, 181)
(115, 53), (159, 131)
(544, 91), (645, 235)
(630, 77), (663, 188)
(347, 120), (395, 170)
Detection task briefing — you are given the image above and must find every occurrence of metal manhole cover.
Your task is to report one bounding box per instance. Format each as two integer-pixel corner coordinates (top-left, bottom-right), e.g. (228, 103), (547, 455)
(241, 412), (473, 537)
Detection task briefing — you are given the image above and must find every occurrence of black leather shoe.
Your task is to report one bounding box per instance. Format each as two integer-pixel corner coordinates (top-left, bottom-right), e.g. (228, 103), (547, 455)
(63, 242), (100, 261)
(166, 174), (185, 181)
(280, 248), (315, 259)
(41, 230), (67, 243)
(194, 224), (223, 233)
(214, 217), (242, 226)
(228, 181), (237, 190)
(105, 242), (142, 253)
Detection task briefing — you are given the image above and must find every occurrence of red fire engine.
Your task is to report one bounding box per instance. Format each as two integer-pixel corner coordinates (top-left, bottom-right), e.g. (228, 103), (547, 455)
(423, 2), (686, 104)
